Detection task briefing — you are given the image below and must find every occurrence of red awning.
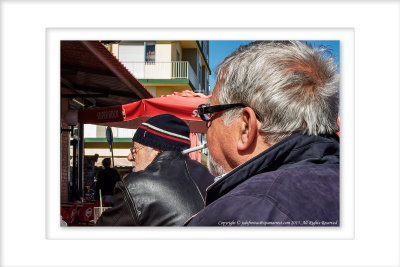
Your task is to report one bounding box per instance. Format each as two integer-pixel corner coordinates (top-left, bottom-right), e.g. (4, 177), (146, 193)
(77, 91), (211, 133)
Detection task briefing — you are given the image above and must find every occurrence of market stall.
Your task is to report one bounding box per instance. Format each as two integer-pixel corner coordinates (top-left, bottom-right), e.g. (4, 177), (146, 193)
(73, 91), (211, 133)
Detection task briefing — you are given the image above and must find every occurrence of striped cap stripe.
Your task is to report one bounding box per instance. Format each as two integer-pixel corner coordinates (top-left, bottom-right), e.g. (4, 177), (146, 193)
(142, 122), (191, 141)
(139, 125), (191, 145)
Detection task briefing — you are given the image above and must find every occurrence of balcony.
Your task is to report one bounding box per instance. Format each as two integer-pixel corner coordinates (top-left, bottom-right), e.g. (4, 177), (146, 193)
(121, 61), (200, 92)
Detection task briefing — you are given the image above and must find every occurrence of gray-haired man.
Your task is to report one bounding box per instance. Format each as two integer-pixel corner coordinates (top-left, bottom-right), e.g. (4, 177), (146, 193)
(96, 114), (214, 226)
(186, 41), (340, 226)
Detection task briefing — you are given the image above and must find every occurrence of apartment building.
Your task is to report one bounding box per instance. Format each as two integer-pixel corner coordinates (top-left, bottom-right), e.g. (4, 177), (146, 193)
(104, 40), (211, 96)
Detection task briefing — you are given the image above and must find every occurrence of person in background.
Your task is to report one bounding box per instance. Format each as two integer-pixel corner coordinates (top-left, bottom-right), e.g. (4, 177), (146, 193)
(96, 114), (214, 226)
(95, 158), (121, 205)
(83, 153), (99, 199)
(186, 41), (340, 226)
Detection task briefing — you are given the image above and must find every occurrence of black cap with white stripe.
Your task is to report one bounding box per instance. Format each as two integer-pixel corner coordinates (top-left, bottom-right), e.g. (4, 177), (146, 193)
(132, 114), (191, 151)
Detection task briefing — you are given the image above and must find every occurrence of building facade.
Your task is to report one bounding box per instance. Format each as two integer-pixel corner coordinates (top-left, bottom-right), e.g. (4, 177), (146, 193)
(105, 40), (211, 96)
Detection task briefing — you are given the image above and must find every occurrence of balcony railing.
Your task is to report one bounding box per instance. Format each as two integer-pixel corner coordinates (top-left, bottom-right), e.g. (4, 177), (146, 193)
(121, 61), (200, 91)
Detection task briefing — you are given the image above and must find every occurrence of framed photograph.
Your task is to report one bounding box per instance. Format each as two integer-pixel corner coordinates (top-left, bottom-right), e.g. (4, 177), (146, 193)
(52, 31), (350, 235)
(1, 1), (399, 266)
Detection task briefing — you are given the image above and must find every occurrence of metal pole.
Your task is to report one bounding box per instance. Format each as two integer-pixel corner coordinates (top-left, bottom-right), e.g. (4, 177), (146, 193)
(106, 126), (114, 168)
(71, 138), (78, 201)
(111, 143), (115, 168)
(78, 123), (84, 199)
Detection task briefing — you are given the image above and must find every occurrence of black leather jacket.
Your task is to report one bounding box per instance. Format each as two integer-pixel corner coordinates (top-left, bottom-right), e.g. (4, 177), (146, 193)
(96, 151), (214, 226)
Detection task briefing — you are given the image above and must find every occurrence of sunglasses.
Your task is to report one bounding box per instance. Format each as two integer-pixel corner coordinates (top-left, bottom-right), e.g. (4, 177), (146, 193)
(198, 103), (262, 125)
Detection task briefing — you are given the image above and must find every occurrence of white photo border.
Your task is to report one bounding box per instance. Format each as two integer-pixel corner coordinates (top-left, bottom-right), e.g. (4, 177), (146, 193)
(1, 1), (399, 267)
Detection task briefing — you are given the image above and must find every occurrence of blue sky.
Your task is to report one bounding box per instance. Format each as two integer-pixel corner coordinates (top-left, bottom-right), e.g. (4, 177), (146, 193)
(208, 40), (340, 93)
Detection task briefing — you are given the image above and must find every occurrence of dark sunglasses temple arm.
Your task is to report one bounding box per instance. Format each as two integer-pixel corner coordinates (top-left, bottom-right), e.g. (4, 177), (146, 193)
(198, 103), (262, 121)
(199, 103), (247, 114)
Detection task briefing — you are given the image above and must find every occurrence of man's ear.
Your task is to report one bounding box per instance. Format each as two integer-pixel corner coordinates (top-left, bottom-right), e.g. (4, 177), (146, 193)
(148, 148), (162, 162)
(237, 107), (258, 151)
(152, 148), (162, 155)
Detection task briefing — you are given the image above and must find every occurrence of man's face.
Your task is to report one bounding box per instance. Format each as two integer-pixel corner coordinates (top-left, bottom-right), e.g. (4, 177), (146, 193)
(128, 142), (159, 172)
(206, 81), (237, 176)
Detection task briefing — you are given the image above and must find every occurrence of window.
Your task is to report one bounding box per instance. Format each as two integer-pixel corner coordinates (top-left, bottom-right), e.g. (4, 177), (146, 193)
(145, 41), (155, 63)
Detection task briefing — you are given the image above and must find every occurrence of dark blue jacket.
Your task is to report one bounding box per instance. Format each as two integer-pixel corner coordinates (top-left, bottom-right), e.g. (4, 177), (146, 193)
(186, 133), (340, 226)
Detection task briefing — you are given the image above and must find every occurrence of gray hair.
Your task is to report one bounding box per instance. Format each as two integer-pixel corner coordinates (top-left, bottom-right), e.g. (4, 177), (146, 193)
(216, 41), (339, 144)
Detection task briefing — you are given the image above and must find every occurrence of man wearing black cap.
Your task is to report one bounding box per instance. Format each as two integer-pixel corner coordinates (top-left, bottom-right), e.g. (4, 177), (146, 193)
(96, 114), (214, 226)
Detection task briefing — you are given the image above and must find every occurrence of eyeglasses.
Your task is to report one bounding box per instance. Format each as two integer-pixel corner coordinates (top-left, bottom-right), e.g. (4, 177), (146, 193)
(198, 103), (262, 126)
(130, 145), (145, 155)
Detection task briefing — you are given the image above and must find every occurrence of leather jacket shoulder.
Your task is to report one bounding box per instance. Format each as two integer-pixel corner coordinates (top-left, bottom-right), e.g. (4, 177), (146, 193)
(96, 151), (213, 226)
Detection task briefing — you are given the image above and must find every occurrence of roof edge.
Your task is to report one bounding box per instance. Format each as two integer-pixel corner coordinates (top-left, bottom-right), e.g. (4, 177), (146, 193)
(81, 41), (153, 99)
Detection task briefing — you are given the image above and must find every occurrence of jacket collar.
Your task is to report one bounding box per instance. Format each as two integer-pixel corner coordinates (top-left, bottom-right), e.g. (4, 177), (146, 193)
(153, 150), (185, 161)
(205, 133), (339, 205)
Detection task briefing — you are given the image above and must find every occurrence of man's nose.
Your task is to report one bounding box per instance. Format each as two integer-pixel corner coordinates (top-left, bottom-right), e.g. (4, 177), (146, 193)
(127, 153), (134, 161)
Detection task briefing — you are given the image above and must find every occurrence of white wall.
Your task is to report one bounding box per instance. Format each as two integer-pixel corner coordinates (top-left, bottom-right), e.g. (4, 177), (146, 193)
(155, 43), (171, 62)
(117, 128), (136, 138)
(84, 124), (97, 137)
